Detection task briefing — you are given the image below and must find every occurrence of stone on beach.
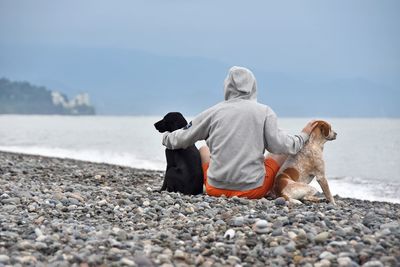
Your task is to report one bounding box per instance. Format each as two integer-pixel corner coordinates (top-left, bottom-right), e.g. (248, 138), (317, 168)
(274, 197), (287, 206)
(314, 231), (330, 244)
(253, 219), (269, 234)
(223, 229), (235, 239)
(0, 151), (399, 266)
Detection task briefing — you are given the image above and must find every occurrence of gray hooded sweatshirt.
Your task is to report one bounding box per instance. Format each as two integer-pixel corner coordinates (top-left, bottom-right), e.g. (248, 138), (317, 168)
(163, 66), (309, 191)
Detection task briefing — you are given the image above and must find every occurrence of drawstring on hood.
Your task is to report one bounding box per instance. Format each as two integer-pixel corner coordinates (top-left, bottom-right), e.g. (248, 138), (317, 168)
(224, 66), (257, 101)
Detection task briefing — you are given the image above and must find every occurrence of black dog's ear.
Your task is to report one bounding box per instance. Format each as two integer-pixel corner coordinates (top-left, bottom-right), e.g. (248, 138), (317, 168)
(173, 113), (188, 130)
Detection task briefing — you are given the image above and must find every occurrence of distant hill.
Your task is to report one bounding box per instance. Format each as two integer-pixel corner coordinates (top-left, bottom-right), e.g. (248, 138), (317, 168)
(0, 78), (95, 115)
(0, 44), (398, 117)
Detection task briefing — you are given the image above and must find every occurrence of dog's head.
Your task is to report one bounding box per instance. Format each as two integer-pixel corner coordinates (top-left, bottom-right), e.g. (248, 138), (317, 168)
(311, 120), (337, 142)
(154, 112), (188, 133)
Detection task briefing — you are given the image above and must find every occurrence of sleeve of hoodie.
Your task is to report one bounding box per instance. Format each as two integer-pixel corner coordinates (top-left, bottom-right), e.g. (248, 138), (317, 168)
(162, 108), (214, 149)
(264, 107), (309, 155)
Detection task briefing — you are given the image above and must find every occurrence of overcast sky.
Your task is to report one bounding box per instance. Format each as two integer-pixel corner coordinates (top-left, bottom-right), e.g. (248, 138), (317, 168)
(1, 0), (399, 89)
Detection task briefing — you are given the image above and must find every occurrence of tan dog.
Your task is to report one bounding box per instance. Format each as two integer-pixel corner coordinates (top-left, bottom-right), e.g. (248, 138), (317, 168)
(272, 121), (337, 205)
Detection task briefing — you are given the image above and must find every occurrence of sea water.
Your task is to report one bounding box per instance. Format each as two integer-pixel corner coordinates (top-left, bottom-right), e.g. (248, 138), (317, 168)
(1, 115), (399, 203)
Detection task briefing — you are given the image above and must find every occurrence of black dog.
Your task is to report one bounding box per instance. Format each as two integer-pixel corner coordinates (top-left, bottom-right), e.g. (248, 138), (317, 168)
(154, 112), (203, 195)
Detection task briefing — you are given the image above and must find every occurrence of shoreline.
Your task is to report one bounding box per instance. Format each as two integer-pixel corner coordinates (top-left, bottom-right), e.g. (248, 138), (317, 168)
(1, 149), (399, 205)
(1, 150), (399, 266)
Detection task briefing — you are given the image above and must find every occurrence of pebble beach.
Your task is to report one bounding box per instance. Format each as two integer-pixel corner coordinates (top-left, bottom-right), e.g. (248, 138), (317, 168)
(0, 151), (399, 267)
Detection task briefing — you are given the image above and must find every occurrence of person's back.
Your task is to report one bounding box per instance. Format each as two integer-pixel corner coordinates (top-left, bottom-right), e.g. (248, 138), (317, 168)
(205, 98), (269, 190)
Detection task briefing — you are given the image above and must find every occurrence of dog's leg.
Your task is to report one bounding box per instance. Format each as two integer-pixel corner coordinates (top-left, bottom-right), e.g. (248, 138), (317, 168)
(282, 193), (303, 205)
(281, 182), (318, 204)
(152, 175), (168, 193)
(159, 176), (167, 192)
(303, 194), (321, 203)
(316, 174), (336, 205)
(161, 149), (177, 193)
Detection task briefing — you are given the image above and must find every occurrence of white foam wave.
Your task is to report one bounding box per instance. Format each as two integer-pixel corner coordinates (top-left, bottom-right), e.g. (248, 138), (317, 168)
(310, 176), (400, 204)
(0, 145), (165, 171)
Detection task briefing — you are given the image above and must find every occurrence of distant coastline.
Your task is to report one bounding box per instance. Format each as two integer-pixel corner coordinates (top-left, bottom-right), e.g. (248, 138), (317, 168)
(0, 78), (95, 115)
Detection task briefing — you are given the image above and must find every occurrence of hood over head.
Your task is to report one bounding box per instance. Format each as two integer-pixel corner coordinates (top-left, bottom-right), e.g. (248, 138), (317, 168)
(224, 66), (257, 101)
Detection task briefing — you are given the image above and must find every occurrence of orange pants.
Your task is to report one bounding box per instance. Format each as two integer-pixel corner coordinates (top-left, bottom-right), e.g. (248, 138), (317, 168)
(202, 158), (280, 199)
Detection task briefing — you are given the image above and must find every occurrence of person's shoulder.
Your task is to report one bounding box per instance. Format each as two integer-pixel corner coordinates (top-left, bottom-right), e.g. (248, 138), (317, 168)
(193, 101), (224, 119)
(257, 103), (277, 117)
(206, 101), (226, 113)
(253, 101), (272, 112)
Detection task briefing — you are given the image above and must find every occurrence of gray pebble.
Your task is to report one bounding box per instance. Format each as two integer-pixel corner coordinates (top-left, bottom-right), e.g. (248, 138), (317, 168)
(273, 246), (287, 256)
(271, 228), (283, 236)
(0, 255), (10, 263)
(215, 219), (225, 225)
(329, 241), (347, 247)
(2, 204), (16, 211)
(87, 254), (103, 264)
(337, 257), (358, 267)
(253, 219), (269, 234)
(361, 261), (384, 267)
(173, 250), (186, 260)
(229, 216), (245, 227)
(274, 197), (286, 206)
(315, 259), (331, 267)
(361, 260), (383, 267)
(379, 221), (399, 230)
(35, 242), (48, 250)
(362, 212), (377, 227)
(1, 197), (21, 205)
(319, 251), (336, 260)
(68, 198), (80, 206)
(315, 231), (330, 244)
(285, 241), (296, 252)
(18, 240), (33, 250)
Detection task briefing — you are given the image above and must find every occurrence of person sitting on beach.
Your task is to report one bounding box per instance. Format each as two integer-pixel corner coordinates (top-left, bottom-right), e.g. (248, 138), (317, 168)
(162, 66), (316, 199)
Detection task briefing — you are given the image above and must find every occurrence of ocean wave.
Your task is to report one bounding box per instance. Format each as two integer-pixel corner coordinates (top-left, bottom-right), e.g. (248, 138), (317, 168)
(0, 145), (165, 171)
(310, 176), (400, 204)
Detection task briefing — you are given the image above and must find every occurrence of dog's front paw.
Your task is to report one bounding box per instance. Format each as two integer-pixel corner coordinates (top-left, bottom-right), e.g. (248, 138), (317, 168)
(303, 195), (322, 203)
(289, 199), (303, 205)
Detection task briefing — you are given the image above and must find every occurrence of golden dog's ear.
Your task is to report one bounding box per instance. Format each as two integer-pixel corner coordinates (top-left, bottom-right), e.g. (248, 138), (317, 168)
(316, 120), (331, 137)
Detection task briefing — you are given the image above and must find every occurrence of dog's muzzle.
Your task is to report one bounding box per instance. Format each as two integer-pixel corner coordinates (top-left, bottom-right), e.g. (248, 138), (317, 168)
(328, 132), (337, 140)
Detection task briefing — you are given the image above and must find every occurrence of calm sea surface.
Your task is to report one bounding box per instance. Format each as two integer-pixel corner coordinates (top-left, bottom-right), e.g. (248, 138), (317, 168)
(1, 115), (399, 203)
